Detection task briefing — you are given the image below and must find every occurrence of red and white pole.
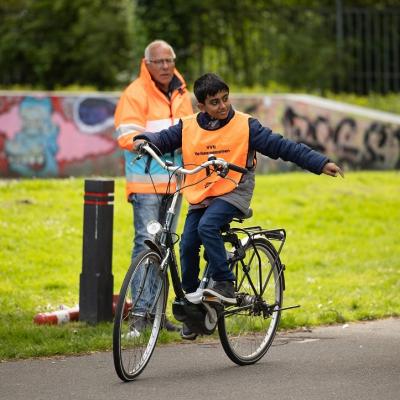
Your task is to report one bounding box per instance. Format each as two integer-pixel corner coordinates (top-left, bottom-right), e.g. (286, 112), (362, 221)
(33, 306), (79, 325)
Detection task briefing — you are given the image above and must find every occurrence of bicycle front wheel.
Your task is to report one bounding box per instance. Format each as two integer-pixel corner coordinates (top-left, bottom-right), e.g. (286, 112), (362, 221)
(113, 249), (167, 381)
(218, 238), (284, 365)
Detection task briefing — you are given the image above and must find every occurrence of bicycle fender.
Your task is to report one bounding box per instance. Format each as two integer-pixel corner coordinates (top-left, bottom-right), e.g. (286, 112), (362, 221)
(144, 239), (162, 257)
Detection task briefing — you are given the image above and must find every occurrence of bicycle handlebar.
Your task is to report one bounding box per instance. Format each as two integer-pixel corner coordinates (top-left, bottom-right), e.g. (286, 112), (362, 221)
(136, 141), (248, 176)
(226, 162), (248, 174)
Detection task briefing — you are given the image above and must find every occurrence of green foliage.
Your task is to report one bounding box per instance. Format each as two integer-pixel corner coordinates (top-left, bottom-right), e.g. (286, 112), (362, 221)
(1, 1), (399, 92)
(0, 0), (137, 89)
(135, 1), (338, 90)
(0, 172), (399, 359)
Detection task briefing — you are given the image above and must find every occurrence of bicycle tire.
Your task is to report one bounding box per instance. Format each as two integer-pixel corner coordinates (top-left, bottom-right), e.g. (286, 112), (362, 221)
(113, 249), (167, 381)
(218, 237), (283, 365)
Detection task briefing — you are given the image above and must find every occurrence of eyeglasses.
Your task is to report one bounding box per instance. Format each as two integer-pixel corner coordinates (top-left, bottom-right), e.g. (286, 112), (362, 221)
(148, 58), (175, 67)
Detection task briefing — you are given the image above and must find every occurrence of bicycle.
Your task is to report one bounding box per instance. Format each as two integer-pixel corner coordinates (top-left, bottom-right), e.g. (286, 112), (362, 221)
(113, 142), (299, 381)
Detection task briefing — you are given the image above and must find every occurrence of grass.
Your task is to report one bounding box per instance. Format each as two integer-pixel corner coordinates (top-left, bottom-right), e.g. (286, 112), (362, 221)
(0, 171), (399, 360)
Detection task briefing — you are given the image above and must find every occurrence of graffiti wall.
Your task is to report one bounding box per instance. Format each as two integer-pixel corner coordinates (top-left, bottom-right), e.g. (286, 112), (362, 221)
(0, 91), (399, 178)
(233, 94), (400, 172)
(0, 93), (121, 178)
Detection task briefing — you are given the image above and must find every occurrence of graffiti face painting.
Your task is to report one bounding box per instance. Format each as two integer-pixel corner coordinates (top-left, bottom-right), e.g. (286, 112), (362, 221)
(5, 97), (59, 177)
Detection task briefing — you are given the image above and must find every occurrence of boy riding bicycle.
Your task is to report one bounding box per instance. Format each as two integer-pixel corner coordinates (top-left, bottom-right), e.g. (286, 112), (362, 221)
(133, 73), (343, 338)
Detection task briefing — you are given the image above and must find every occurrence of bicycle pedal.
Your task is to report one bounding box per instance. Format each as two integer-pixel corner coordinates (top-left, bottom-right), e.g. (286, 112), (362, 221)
(202, 295), (222, 304)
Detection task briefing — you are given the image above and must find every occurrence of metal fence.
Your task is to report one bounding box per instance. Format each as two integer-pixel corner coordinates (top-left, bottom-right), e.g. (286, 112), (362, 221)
(336, 7), (400, 94)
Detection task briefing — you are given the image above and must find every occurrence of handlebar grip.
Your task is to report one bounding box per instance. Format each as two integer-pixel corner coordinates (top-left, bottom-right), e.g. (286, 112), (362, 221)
(136, 140), (155, 156)
(227, 163), (248, 174)
(136, 143), (144, 153)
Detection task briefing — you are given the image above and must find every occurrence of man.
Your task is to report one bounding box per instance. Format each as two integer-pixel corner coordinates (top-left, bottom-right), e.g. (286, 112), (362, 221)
(114, 40), (193, 331)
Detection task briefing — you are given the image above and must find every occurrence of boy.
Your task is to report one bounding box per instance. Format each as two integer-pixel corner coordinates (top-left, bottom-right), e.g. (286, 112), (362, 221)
(133, 73), (343, 335)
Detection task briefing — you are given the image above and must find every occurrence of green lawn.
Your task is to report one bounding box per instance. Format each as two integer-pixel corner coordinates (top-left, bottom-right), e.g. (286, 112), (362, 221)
(0, 171), (399, 360)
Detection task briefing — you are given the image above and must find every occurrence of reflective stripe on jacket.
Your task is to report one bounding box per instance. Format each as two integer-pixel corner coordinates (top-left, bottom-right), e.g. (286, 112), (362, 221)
(114, 59), (193, 197)
(181, 111), (250, 204)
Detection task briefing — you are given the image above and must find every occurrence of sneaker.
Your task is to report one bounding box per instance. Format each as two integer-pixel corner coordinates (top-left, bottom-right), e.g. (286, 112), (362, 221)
(125, 328), (140, 339)
(125, 315), (150, 338)
(203, 281), (236, 304)
(185, 287), (204, 304)
(180, 323), (197, 340)
(162, 317), (181, 332)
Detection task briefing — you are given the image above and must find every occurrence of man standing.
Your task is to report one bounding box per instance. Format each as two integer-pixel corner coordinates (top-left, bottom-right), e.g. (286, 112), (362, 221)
(114, 40), (193, 331)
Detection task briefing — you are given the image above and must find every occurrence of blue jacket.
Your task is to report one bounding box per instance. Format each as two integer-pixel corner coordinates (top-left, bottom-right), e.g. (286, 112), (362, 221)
(138, 107), (328, 175)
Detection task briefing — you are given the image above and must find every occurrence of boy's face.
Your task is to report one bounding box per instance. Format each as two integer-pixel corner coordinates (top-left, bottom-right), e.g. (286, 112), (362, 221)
(198, 90), (230, 120)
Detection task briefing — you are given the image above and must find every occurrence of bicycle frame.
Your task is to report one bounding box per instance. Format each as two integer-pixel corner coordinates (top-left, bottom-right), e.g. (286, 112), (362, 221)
(156, 172), (186, 300)
(138, 143), (298, 314)
(138, 142), (285, 302)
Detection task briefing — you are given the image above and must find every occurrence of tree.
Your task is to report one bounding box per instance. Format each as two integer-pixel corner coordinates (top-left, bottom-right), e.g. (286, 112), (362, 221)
(1, 0), (398, 92)
(135, 0), (338, 90)
(0, 0), (137, 89)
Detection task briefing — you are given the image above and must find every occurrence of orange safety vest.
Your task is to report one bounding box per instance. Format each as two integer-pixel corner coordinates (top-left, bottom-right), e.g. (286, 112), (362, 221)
(181, 111), (250, 204)
(114, 59), (193, 197)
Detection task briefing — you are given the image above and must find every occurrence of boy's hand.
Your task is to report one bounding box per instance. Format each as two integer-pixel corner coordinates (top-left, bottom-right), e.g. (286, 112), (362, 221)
(322, 162), (344, 178)
(132, 139), (145, 152)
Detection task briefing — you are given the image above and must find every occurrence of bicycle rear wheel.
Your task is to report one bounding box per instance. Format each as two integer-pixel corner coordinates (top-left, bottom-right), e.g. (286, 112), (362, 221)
(218, 237), (283, 365)
(113, 249), (167, 381)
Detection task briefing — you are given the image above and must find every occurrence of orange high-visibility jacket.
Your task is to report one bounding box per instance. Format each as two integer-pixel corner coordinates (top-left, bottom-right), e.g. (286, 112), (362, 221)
(181, 111), (250, 204)
(114, 59), (193, 197)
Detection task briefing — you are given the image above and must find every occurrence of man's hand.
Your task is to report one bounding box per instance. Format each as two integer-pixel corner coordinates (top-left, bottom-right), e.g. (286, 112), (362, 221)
(322, 162), (344, 178)
(132, 139), (145, 152)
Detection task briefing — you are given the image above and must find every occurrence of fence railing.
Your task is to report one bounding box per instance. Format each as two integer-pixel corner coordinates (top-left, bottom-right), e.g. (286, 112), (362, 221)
(336, 7), (400, 94)
(181, 6), (400, 95)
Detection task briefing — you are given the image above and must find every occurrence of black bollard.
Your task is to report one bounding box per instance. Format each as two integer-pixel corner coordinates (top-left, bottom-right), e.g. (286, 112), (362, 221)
(79, 179), (114, 324)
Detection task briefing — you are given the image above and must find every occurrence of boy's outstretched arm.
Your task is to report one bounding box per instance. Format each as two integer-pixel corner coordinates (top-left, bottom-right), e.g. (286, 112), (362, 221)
(322, 162), (344, 177)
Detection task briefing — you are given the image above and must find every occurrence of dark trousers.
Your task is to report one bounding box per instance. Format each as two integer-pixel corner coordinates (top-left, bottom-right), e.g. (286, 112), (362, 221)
(179, 199), (238, 293)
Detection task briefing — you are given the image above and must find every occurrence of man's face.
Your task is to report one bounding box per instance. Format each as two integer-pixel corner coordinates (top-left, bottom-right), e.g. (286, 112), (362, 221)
(198, 90), (230, 120)
(146, 45), (175, 91)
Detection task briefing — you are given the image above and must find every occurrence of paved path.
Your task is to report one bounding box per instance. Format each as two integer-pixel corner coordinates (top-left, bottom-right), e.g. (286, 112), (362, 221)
(1, 318), (399, 400)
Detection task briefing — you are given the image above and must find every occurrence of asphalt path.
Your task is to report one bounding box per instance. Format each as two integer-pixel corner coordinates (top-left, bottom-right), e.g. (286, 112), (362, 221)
(1, 318), (399, 400)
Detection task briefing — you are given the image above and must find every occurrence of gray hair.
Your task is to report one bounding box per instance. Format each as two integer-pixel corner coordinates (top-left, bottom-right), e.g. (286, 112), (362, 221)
(144, 40), (176, 63)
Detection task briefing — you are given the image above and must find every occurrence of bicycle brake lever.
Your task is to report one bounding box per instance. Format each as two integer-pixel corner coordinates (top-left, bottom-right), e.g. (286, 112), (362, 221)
(130, 141), (147, 164)
(216, 165), (229, 178)
(130, 153), (143, 164)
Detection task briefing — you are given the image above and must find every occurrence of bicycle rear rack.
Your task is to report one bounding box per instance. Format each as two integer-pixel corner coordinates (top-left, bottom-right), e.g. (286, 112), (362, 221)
(228, 226), (286, 256)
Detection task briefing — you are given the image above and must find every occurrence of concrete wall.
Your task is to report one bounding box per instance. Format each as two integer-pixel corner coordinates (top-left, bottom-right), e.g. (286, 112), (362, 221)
(233, 94), (400, 172)
(1, 91), (399, 178)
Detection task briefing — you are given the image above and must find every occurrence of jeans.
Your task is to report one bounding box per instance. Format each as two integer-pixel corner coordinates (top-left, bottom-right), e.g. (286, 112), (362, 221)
(130, 193), (182, 314)
(179, 199), (238, 293)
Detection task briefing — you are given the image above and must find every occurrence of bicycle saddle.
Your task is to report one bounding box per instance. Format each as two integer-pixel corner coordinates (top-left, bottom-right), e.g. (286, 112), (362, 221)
(220, 208), (252, 233)
(233, 208), (253, 221)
